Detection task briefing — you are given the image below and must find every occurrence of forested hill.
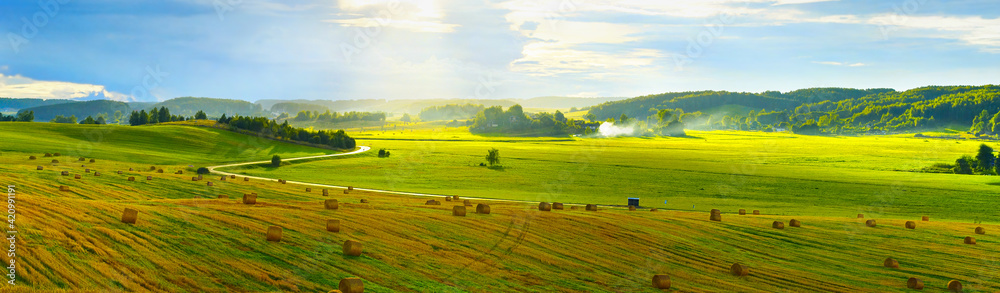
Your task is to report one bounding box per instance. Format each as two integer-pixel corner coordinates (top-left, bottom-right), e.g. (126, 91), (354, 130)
(0, 98), (75, 112)
(152, 97), (265, 117)
(18, 100), (130, 122)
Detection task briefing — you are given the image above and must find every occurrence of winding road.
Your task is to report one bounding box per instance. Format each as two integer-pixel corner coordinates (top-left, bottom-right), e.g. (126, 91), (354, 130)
(206, 146), (551, 205)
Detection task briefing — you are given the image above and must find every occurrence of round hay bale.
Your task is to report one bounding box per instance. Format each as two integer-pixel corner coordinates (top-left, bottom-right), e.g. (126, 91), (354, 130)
(425, 199), (439, 205)
(243, 194), (257, 204)
(964, 236), (976, 245)
(117, 171), (122, 174)
(629, 205), (637, 211)
(463, 199), (471, 206)
(149, 166), (156, 170)
(218, 194), (228, 199)
(343, 189), (349, 194)
(730, 263), (749, 276)
(752, 210), (760, 215)
(146, 176), (152, 181)
(453, 206), (467, 216)
(907, 277), (924, 290)
(36, 166), (42, 170)
(58, 186), (69, 192)
(51, 159), (59, 164)
(266, 226), (282, 242)
(947, 280), (962, 292)
(865, 220), (876, 227)
(338, 277), (364, 293)
(360, 199), (369, 203)
(348, 186), (354, 191)
(198, 175), (203, 180)
(89, 159), (95, 163)
(857, 214), (864, 218)
(156, 169), (164, 173)
(94, 172), (100, 176)
(789, 219), (801, 227)
(710, 214), (722, 221)
(220, 176), (226, 181)
(44, 153), (52, 157)
(85, 169), (90, 173)
(61, 171), (69, 176)
(538, 202), (551, 211)
(280, 179), (286, 184)
(586, 204), (597, 211)
(74, 174), (81, 179)
(323, 189), (329, 196)
(325, 199), (339, 210)
(343, 240), (362, 256)
(127, 177), (135, 181)
(191, 177), (198, 181)
(175, 170), (182, 174)
(78, 157), (85, 161)
(650, 208), (658, 212)
(552, 202), (564, 210)
(206, 182), (214, 186)
(243, 177), (249, 181)
(905, 221), (916, 229)
(28, 156), (35, 160)
(883, 257), (899, 269)
(230, 175), (236, 179)
(651, 274), (671, 289)
(453, 195), (460, 201)
(922, 216), (929, 221)
(476, 203), (490, 214)
(445, 196), (452, 202)
(327, 219), (341, 232)
(306, 188), (311, 192)
(711, 209), (721, 215)
(129, 168), (133, 171)
(772, 221), (784, 229)
(121, 208), (138, 224)
(976, 227), (985, 235)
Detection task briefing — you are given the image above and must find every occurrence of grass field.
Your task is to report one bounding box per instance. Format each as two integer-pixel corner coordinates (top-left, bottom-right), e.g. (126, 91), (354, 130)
(3, 122), (1000, 292)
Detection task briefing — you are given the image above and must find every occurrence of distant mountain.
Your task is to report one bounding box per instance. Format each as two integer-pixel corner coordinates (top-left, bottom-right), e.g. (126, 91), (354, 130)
(151, 97), (266, 117)
(270, 102), (331, 114)
(0, 98), (75, 112)
(18, 100), (130, 122)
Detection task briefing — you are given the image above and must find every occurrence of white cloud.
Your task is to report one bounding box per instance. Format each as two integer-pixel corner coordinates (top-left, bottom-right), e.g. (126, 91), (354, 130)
(869, 15), (1000, 52)
(0, 74), (128, 101)
(326, 0), (459, 33)
(812, 61), (866, 67)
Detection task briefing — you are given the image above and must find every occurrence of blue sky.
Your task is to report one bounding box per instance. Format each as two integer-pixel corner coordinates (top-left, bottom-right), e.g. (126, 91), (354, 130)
(0, 0), (999, 102)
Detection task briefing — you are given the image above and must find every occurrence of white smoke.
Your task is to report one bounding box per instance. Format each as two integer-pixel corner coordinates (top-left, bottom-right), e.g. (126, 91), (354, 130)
(598, 122), (637, 137)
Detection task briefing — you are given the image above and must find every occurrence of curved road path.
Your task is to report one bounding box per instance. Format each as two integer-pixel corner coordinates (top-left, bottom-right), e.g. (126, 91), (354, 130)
(206, 146), (553, 205)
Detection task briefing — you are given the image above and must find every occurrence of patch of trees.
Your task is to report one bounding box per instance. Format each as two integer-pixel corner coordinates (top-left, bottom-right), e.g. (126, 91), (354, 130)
(290, 110), (386, 123)
(0, 111), (33, 122)
(129, 107), (192, 126)
(470, 105), (593, 136)
(270, 102), (329, 115)
(153, 97), (265, 117)
(218, 114), (356, 149)
(50, 115), (77, 124)
(419, 104), (485, 121)
(947, 144), (998, 175)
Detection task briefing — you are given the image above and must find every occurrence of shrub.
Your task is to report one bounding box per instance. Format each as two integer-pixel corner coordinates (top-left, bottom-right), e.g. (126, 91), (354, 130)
(271, 155), (281, 167)
(197, 167), (210, 174)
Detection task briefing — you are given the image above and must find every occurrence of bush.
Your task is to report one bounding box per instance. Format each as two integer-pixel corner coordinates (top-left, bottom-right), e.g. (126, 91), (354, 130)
(197, 167), (210, 174)
(271, 155), (281, 167)
(378, 149), (391, 158)
(486, 148), (500, 166)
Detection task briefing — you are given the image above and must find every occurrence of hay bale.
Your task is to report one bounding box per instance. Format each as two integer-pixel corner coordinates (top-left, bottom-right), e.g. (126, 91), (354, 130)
(711, 209), (721, 215)
(884, 257), (899, 269)
(964, 236), (976, 245)
(192, 177), (198, 181)
(947, 280), (962, 292)
(36, 166), (42, 170)
(198, 175), (203, 180)
(922, 216), (929, 221)
(772, 221), (784, 229)
(789, 219), (801, 227)
(730, 263), (749, 276)
(117, 171), (122, 174)
(650, 208), (657, 212)
(220, 176), (226, 181)
(348, 186), (354, 191)
(538, 202), (551, 211)
(218, 194), (228, 199)
(58, 186), (69, 192)
(866, 220), (876, 227)
(445, 196), (452, 202)
(338, 277), (363, 293)
(74, 174), (81, 179)
(85, 169), (90, 173)
(207, 182), (214, 186)
(976, 227), (986, 235)
(651, 274), (671, 289)
(306, 188), (311, 192)
(752, 210), (760, 215)
(78, 157), (84, 161)
(905, 221), (916, 229)
(61, 171), (69, 176)
(360, 199), (369, 203)
(121, 208), (138, 224)
(476, 203), (490, 214)
(343, 189), (349, 194)
(453, 195), (460, 201)
(552, 202), (564, 210)
(28, 156), (35, 160)
(323, 189), (329, 196)
(453, 206), (467, 216)
(907, 277), (924, 290)
(280, 179), (286, 184)
(325, 199), (339, 210)
(710, 214), (722, 221)
(149, 166), (156, 170)
(463, 199), (471, 206)
(343, 240), (362, 256)
(425, 199), (439, 205)
(243, 194), (257, 204)
(266, 226), (282, 242)
(230, 175), (236, 179)
(327, 219), (340, 232)
(89, 159), (95, 163)
(175, 170), (183, 174)
(146, 176), (152, 181)
(51, 159), (59, 163)
(129, 168), (134, 171)
(128, 177), (135, 181)
(242, 177), (249, 181)
(586, 204), (597, 211)
(156, 169), (163, 173)
(93, 172), (100, 176)
(857, 214), (864, 218)
(44, 153), (52, 157)
(629, 205), (637, 211)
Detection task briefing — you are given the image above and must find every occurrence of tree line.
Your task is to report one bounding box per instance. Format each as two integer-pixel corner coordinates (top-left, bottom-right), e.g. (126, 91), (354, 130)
(419, 104), (485, 121)
(129, 107), (208, 126)
(470, 105), (599, 136)
(290, 110), (386, 123)
(219, 114), (356, 149)
(0, 111), (33, 122)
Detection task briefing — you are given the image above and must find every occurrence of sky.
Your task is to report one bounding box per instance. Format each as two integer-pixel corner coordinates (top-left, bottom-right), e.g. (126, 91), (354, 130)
(0, 0), (999, 102)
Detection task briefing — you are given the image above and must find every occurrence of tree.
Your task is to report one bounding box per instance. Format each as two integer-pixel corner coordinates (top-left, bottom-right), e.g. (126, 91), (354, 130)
(158, 107), (170, 123)
(197, 167), (210, 174)
(486, 148), (500, 166)
(400, 113), (412, 122)
(976, 144), (996, 173)
(954, 155), (974, 175)
(96, 116), (107, 124)
(554, 110), (566, 123)
(195, 110), (207, 120)
(584, 113), (596, 122)
(16, 111), (33, 122)
(271, 155), (281, 167)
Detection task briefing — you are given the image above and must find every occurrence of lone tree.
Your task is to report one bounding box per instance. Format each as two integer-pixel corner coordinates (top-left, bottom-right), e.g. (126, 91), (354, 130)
(976, 144), (995, 173)
(272, 155), (282, 167)
(197, 167), (210, 174)
(486, 148), (500, 166)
